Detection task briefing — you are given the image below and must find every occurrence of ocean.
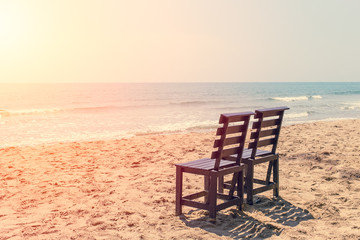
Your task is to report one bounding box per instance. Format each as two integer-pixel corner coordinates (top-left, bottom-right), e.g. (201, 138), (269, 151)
(1, 82), (359, 147)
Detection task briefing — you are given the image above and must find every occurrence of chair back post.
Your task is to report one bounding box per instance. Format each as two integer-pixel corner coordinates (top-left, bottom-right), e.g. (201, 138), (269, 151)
(235, 114), (251, 165)
(213, 117), (229, 171)
(250, 111), (264, 159)
(271, 110), (285, 154)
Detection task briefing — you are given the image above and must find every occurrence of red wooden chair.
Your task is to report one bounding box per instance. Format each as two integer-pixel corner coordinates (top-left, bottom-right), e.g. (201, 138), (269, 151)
(175, 112), (253, 220)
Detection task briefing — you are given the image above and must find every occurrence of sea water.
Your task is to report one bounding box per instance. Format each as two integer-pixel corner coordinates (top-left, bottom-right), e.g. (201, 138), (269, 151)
(1, 82), (360, 147)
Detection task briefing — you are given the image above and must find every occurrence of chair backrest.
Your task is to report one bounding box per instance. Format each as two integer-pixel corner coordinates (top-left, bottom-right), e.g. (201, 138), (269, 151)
(211, 112), (254, 170)
(248, 107), (289, 158)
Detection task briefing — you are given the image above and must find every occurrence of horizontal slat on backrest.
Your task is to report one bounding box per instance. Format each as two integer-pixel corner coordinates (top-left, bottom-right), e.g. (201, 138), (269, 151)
(222, 147), (242, 157)
(250, 128), (279, 139)
(248, 138), (276, 149)
(216, 124), (247, 136)
(213, 135), (244, 148)
(211, 146), (240, 159)
(219, 111), (254, 124)
(255, 107), (289, 117)
(252, 118), (281, 129)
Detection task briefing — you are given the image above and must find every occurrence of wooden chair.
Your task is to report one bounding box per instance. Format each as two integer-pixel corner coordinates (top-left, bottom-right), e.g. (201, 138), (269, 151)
(223, 107), (289, 205)
(175, 112), (253, 220)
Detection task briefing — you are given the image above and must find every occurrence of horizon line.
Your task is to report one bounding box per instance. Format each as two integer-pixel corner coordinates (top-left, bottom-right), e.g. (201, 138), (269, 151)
(1, 81), (360, 84)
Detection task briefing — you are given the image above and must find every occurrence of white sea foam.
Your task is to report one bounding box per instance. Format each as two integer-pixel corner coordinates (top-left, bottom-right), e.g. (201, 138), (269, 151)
(0, 108), (61, 117)
(286, 112), (309, 119)
(341, 102), (360, 110)
(144, 120), (217, 134)
(311, 95), (323, 99)
(271, 95), (322, 102)
(271, 96), (308, 102)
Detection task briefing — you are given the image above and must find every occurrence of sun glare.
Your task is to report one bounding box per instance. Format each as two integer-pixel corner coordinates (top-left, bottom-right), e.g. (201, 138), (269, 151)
(0, 2), (29, 50)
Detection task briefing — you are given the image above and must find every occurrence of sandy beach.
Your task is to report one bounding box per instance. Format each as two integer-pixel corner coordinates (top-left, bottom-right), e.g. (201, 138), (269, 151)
(0, 119), (359, 240)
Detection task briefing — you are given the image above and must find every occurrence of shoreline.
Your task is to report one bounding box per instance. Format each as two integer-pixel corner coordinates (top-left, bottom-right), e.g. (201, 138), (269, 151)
(0, 119), (359, 239)
(1, 118), (359, 150)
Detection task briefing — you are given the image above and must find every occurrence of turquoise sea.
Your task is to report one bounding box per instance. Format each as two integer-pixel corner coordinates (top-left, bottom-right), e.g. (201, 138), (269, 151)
(1, 82), (360, 147)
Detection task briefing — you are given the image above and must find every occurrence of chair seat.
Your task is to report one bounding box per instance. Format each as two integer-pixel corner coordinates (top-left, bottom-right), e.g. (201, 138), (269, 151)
(176, 158), (238, 171)
(243, 148), (272, 159)
(225, 148), (272, 161)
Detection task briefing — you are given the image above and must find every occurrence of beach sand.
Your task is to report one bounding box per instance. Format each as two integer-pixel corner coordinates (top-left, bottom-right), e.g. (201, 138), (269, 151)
(0, 119), (359, 239)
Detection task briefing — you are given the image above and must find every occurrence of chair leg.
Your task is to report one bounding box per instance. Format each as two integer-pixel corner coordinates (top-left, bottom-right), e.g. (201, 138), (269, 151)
(175, 166), (183, 216)
(273, 157), (279, 198)
(245, 161), (254, 205)
(208, 172), (217, 220)
(218, 176), (224, 193)
(265, 161), (273, 185)
(204, 176), (209, 203)
(228, 172), (238, 197)
(237, 170), (244, 210)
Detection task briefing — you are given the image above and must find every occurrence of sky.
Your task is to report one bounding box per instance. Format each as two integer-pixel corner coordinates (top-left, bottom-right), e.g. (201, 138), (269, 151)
(0, 0), (359, 83)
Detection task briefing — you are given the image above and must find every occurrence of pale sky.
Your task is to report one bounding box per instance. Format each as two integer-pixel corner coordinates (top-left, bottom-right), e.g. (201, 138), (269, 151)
(0, 0), (359, 83)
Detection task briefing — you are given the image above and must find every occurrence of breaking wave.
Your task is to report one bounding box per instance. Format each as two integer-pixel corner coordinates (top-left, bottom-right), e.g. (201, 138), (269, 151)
(270, 95), (322, 102)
